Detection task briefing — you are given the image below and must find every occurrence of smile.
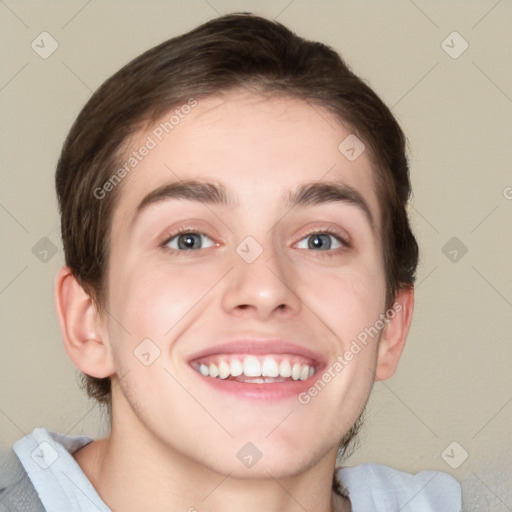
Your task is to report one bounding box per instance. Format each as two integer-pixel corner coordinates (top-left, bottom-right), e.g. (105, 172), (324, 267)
(191, 354), (316, 383)
(187, 339), (325, 400)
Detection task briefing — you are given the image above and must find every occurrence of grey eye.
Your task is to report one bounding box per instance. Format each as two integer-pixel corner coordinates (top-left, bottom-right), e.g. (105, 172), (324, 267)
(166, 232), (215, 250)
(296, 233), (343, 251)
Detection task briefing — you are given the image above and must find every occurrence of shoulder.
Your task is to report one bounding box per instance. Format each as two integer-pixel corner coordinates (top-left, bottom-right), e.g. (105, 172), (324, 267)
(0, 448), (45, 512)
(7, 427), (110, 512)
(1, 427), (96, 512)
(335, 462), (461, 512)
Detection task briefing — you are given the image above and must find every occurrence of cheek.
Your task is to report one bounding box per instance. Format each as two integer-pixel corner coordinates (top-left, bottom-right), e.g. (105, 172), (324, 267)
(109, 259), (222, 341)
(295, 256), (386, 347)
(106, 262), (209, 394)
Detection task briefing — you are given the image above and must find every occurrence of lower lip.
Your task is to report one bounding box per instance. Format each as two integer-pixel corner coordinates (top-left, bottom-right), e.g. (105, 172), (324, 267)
(192, 368), (324, 400)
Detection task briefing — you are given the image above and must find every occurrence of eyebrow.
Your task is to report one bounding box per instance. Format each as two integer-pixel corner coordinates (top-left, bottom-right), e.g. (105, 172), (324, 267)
(287, 181), (374, 229)
(132, 179), (374, 229)
(130, 180), (236, 230)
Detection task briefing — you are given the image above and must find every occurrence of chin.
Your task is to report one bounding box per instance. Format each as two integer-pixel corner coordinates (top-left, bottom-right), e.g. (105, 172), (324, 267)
(197, 436), (328, 480)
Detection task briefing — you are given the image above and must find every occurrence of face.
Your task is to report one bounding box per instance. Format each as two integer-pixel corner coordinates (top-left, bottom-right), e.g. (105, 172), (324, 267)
(103, 90), (389, 477)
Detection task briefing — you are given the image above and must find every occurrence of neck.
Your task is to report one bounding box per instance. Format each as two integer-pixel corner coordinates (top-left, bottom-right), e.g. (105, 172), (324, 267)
(74, 416), (350, 512)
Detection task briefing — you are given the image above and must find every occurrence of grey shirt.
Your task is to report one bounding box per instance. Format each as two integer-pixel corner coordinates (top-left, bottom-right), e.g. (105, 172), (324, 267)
(1, 428), (461, 511)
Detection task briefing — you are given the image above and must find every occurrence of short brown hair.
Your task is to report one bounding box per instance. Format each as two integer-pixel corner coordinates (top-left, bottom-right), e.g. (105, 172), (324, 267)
(56, 13), (418, 414)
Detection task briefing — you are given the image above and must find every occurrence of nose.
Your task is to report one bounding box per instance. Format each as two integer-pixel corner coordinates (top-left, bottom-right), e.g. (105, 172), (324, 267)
(220, 241), (302, 321)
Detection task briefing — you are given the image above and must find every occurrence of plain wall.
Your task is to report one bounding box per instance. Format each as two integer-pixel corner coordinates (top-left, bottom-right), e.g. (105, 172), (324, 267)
(1, 1), (511, 510)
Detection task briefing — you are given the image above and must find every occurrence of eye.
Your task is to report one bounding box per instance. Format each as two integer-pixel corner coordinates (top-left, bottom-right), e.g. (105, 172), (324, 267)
(164, 231), (215, 251)
(296, 232), (346, 251)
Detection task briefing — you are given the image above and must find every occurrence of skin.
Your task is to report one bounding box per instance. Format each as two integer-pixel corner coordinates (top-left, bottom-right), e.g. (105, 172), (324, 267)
(55, 90), (413, 512)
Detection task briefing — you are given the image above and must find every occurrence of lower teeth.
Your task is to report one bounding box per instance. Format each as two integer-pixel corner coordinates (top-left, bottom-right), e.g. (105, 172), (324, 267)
(225, 375), (292, 383)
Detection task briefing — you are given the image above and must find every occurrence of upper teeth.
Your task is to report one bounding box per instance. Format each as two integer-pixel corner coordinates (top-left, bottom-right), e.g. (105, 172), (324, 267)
(195, 355), (315, 381)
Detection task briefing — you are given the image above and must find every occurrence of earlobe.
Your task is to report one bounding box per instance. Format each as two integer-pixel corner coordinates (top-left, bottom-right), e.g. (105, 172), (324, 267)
(54, 266), (115, 379)
(374, 287), (414, 381)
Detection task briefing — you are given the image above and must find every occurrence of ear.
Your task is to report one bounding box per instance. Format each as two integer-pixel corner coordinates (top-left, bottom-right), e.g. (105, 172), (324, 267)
(54, 266), (115, 378)
(375, 287), (414, 381)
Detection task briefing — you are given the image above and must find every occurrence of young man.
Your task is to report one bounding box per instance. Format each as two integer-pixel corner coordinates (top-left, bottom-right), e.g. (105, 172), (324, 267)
(1, 13), (461, 512)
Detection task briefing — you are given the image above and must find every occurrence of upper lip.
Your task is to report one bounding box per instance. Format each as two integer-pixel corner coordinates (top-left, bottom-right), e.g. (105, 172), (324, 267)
(187, 338), (326, 366)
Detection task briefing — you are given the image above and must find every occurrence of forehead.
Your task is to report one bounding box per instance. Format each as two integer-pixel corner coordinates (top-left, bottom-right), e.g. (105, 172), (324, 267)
(111, 90), (380, 228)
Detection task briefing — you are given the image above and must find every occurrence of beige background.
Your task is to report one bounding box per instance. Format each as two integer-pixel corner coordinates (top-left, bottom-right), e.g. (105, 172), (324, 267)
(1, 1), (511, 510)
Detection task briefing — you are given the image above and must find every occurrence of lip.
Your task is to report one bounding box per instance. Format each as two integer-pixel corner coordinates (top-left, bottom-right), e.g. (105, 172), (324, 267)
(187, 339), (327, 400)
(188, 340), (326, 364)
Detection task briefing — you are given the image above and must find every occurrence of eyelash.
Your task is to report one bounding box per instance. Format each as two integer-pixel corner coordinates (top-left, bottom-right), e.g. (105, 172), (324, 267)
(160, 227), (350, 255)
